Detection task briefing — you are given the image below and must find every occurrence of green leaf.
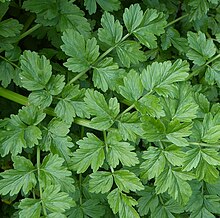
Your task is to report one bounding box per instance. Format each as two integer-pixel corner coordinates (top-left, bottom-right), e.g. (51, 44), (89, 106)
(141, 115), (166, 141)
(113, 170), (144, 193)
(183, 147), (220, 183)
(163, 145), (185, 166)
(119, 69), (143, 102)
(202, 113), (220, 143)
(42, 185), (73, 213)
(123, 4), (143, 33)
(47, 118), (70, 136)
(46, 75), (65, 96)
(18, 198), (41, 218)
(18, 105), (46, 126)
(40, 154), (75, 193)
(23, 0), (91, 37)
(84, 0), (121, 14)
(166, 120), (192, 147)
(41, 118), (74, 164)
(61, 29), (99, 72)
(186, 190), (217, 218)
(92, 57), (125, 92)
(84, 89), (119, 130)
(81, 199), (105, 218)
(135, 94), (165, 118)
(0, 120), (26, 156)
(0, 156), (37, 196)
(137, 187), (159, 216)
(155, 167), (194, 204)
(116, 40), (146, 68)
(98, 12), (123, 46)
(89, 171), (113, 194)
(197, 160), (219, 184)
(187, 31), (216, 66)
(84, 0), (97, 14)
(190, 207), (215, 218)
(106, 130), (139, 168)
(194, 92), (210, 117)
(67, 199), (105, 218)
(0, 61), (14, 88)
(189, 0), (209, 20)
(20, 50), (52, 91)
(47, 213), (66, 218)
(57, 1), (91, 36)
(141, 59), (189, 97)
(152, 199), (184, 218)
(71, 133), (105, 173)
(204, 195), (220, 214)
(206, 177), (220, 196)
(29, 90), (52, 108)
(140, 146), (166, 180)
(0, 2), (9, 20)
(205, 63), (220, 87)
(117, 112), (143, 142)
(161, 27), (188, 53)
(107, 188), (139, 218)
(55, 85), (90, 124)
(0, 106), (44, 156)
(133, 9), (167, 48)
(202, 125), (220, 143)
(123, 4), (167, 48)
(161, 83), (199, 122)
(0, 18), (23, 37)
(22, 0), (59, 26)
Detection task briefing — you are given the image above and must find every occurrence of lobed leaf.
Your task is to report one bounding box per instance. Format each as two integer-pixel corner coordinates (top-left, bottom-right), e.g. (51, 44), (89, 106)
(0, 156), (37, 196)
(61, 29), (99, 72)
(71, 133), (105, 173)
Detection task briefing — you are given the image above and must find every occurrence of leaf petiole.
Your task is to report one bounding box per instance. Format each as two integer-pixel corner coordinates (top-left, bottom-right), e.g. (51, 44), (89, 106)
(37, 146), (47, 216)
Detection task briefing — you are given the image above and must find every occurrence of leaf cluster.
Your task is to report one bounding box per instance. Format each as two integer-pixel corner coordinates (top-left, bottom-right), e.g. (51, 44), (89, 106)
(1, 0), (220, 217)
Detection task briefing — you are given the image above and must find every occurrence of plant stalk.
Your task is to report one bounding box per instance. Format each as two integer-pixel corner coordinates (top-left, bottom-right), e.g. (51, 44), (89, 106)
(165, 14), (189, 28)
(103, 131), (114, 173)
(0, 55), (20, 69)
(67, 33), (131, 85)
(187, 53), (220, 80)
(37, 146), (47, 216)
(0, 87), (28, 105)
(18, 23), (42, 41)
(0, 87), (96, 130)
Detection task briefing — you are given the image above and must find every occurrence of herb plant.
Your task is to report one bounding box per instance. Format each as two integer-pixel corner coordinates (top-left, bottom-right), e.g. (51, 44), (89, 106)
(1, 0), (220, 217)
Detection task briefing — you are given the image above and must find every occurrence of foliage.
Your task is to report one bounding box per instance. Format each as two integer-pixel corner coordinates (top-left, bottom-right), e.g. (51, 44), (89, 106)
(1, 0), (220, 217)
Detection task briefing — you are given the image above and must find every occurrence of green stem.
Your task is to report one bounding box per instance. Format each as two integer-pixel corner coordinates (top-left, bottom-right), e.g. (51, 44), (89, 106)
(0, 55), (20, 69)
(95, 33), (130, 63)
(158, 141), (164, 149)
(18, 23), (42, 41)
(206, 53), (220, 66)
(67, 70), (88, 86)
(103, 131), (114, 173)
(32, 190), (36, 199)
(0, 87), (98, 130)
(159, 194), (164, 205)
(22, 14), (36, 33)
(79, 174), (83, 205)
(116, 90), (153, 120)
(165, 13), (189, 28)
(37, 146), (47, 216)
(67, 33), (131, 85)
(189, 141), (220, 148)
(187, 53), (220, 80)
(0, 87), (28, 105)
(116, 103), (135, 120)
(162, 138), (220, 148)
